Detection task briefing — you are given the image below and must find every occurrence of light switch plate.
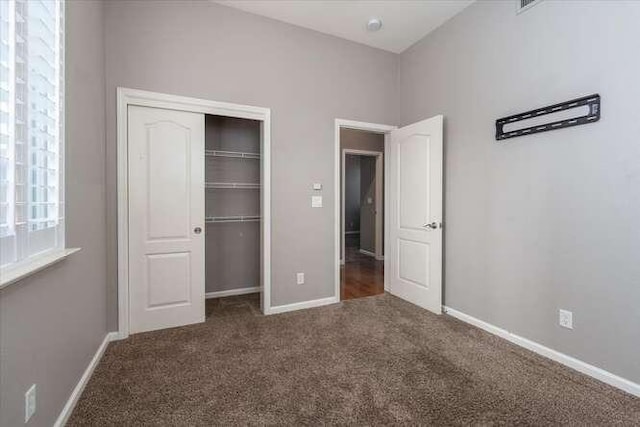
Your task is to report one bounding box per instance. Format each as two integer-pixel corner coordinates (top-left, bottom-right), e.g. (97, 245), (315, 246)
(311, 196), (323, 208)
(296, 272), (305, 285)
(313, 183), (322, 190)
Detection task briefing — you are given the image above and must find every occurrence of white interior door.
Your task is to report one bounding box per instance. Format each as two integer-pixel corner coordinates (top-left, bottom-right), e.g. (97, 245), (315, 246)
(388, 115), (443, 314)
(128, 106), (205, 334)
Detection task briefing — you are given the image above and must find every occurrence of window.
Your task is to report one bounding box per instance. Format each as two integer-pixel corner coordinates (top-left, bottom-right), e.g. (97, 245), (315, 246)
(0, 0), (64, 270)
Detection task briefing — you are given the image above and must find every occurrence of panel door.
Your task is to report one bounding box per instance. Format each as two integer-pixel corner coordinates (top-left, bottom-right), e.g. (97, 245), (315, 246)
(388, 115), (443, 314)
(128, 106), (205, 333)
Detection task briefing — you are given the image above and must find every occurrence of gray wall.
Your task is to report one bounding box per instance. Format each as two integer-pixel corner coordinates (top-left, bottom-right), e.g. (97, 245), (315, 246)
(0, 1), (108, 425)
(344, 155), (361, 233)
(398, 0), (640, 383)
(359, 156), (376, 253)
(104, 0), (398, 317)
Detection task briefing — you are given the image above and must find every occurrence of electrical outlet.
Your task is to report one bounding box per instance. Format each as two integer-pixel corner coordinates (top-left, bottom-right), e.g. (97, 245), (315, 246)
(559, 309), (573, 329)
(25, 384), (36, 423)
(296, 272), (305, 285)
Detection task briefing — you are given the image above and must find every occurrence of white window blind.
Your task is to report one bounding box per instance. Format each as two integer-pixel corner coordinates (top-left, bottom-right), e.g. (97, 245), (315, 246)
(0, 0), (64, 269)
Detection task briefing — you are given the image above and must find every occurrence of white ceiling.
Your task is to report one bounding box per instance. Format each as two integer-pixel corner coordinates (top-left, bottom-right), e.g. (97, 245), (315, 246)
(213, 1), (475, 54)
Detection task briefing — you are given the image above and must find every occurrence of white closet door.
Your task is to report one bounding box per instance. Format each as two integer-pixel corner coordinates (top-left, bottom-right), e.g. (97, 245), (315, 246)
(388, 115), (443, 315)
(128, 106), (205, 334)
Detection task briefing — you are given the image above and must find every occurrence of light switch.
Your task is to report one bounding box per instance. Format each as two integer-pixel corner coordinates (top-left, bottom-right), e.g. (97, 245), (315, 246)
(311, 196), (323, 208)
(313, 183), (322, 190)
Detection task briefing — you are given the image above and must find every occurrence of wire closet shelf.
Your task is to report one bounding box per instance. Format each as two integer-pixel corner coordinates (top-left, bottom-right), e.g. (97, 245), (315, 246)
(205, 149), (260, 159)
(205, 215), (261, 224)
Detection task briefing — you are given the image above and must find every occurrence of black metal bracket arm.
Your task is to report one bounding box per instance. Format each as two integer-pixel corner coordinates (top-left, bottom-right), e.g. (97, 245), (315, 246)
(496, 94), (600, 141)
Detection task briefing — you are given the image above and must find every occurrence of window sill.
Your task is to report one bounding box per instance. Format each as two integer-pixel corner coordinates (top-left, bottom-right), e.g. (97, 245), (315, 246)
(0, 248), (81, 290)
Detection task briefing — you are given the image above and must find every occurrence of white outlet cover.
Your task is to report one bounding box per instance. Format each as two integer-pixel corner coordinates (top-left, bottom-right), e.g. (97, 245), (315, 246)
(296, 272), (305, 285)
(559, 309), (573, 329)
(311, 196), (323, 208)
(313, 183), (322, 190)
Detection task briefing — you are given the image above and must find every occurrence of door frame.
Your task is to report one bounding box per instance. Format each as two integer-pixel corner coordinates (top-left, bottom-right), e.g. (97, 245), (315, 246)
(341, 149), (383, 264)
(334, 119), (396, 301)
(117, 88), (272, 339)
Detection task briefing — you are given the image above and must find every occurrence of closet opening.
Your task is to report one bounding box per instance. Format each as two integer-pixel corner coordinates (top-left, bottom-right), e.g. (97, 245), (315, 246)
(204, 115), (262, 315)
(117, 88), (271, 338)
(339, 128), (386, 300)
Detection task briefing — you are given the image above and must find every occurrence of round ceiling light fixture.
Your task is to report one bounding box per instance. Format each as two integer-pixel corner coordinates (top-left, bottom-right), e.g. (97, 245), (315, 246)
(367, 18), (383, 32)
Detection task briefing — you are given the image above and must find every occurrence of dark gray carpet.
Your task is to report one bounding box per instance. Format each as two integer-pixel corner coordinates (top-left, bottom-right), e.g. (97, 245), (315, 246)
(69, 293), (640, 425)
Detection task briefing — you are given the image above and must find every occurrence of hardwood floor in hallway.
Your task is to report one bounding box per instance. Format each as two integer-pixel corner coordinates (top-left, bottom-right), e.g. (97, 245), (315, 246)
(341, 234), (384, 300)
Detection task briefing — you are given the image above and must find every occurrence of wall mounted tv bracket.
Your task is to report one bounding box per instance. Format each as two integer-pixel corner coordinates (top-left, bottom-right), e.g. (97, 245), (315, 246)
(496, 94), (600, 141)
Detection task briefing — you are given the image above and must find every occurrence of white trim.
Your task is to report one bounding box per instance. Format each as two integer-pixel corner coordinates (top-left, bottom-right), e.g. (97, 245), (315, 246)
(0, 248), (80, 289)
(205, 286), (260, 299)
(359, 248), (376, 258)
(53, 332), (118, 427)
(335, 119), (396, 300)
(443, 306), (640, 398)
(376, 255), (385, 261)
(269, 296), (339, 315)
(117, 88), (272, 337)
(261, 109), (272, 315)
(383, 133), (391, 292)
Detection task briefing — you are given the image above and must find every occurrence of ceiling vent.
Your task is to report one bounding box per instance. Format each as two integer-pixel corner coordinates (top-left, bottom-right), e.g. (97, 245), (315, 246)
(517, 0), (543, 14)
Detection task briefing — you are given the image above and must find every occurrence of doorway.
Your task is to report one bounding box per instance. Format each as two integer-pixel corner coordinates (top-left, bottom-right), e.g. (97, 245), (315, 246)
(335, 120), (395, 301)
(341, 149), (384, 300)
(334, 116), (444, 314)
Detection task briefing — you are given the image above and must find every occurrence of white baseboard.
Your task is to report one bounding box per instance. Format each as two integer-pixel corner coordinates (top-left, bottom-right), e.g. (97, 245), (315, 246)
(359, 249), (376, 257)
(267, 296), (339, 315)
(375, 255), (385, 261)
(205, 286), (260, 299)
(111, 331), (128, 341)
(443, 306), (640, 398)
(54, 331), (117, 427)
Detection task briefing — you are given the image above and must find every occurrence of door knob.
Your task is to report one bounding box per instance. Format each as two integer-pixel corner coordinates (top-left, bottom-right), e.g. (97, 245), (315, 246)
(194, 227), (202, 234)
(423, 222), (439, 229)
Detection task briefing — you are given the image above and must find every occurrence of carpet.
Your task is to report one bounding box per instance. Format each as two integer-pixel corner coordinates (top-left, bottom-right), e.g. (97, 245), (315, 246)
(68, 293), (640, 425)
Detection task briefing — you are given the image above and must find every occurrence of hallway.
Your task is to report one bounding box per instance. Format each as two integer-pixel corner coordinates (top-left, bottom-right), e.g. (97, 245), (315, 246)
(341, 234), (384, 300)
